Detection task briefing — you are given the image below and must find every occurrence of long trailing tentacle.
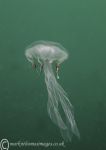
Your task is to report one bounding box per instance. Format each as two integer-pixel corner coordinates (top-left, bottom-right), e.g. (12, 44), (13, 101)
(44, 61), (80, 141)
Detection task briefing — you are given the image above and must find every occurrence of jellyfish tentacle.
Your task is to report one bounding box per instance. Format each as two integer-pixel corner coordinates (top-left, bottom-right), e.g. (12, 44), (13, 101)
(47, 97), (67, 130)
(37, 57), (42, 65)
(44, 61), (80, 142)
(40, 64), (44, 73)
(46, 76), (67, 130)
(57, 83), (80, 139)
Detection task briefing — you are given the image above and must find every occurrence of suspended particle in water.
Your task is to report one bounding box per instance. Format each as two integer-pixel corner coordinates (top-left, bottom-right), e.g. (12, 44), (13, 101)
(25, 40), (80, 142)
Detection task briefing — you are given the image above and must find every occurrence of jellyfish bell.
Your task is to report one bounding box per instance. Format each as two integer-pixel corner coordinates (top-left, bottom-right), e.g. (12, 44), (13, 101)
(25, 41), (69, 79)
(25, 40), (68, 64)
(25, 41), (80, 142)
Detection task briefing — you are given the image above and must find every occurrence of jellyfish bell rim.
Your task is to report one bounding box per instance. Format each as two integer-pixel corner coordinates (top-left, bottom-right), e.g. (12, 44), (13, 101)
(25, 40), (69, 65)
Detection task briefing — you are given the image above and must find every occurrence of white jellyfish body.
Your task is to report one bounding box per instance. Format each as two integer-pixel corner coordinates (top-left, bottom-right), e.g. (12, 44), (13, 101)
(25, 41), (80, 142)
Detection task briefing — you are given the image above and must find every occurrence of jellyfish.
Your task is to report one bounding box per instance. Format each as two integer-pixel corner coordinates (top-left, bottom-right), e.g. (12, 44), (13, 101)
(25, 41), (80, 142)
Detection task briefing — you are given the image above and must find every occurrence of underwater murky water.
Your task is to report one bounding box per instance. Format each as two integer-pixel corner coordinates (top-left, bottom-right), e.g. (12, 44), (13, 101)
(0, 0), (106, 149)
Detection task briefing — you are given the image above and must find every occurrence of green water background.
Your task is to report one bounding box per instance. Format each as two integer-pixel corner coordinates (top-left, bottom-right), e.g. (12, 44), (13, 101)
(0, 0), (106, 149)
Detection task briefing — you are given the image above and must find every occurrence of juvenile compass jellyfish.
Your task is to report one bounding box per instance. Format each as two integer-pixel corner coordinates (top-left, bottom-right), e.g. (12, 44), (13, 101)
(25, 41), (80, 142)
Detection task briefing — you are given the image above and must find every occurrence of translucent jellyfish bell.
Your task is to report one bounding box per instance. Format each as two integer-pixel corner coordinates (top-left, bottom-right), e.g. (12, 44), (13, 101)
(25, 41), (80, 142)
